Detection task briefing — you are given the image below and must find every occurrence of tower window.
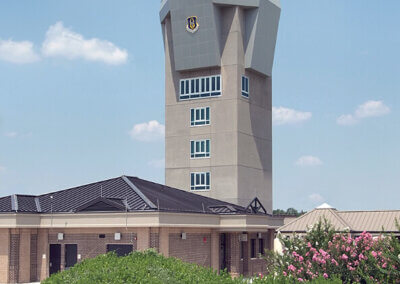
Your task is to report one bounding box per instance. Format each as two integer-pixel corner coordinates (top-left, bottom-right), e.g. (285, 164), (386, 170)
(180, 75), (221, 100)
(190, 107), (210, 126)
(241, 76), (249, 98)
(191, 139), (210, 159)
(190, 172), (210, 191)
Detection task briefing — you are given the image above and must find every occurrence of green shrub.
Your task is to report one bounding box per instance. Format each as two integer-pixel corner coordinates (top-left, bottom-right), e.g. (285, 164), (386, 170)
(42, 249), (242, 284)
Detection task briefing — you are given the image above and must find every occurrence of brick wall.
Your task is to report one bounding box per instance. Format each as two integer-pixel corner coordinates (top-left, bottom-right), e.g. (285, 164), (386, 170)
(30, 234), (38, 282)
(227, 233), (240, 275)
(169, 233), (211, 267)
(0, 229), (10, 283)
(48, 231), (137, 265)
(9, 234), (20, 283)
(150, 233), (159, 252)
(0, 227), (274, 282)
(246, 232), (268, 276)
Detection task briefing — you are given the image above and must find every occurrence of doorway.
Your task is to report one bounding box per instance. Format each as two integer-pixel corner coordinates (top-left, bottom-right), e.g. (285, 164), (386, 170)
(49, 244), (61, 275)
(219, 233), (227, 271)
(65, 244), (78, 269)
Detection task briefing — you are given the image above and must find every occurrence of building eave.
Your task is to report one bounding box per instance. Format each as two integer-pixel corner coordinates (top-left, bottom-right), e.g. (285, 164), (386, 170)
(0, 211), (283, 231)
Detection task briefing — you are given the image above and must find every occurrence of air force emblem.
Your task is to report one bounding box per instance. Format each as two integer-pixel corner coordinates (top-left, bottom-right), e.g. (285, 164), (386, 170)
(186, 16), (199, 33)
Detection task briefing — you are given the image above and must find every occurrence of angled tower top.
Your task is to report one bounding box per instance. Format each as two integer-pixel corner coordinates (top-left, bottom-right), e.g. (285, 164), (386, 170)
(160, 0), (280, 76)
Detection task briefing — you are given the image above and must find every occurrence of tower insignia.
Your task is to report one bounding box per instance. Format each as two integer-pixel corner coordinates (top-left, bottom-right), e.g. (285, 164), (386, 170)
(186, 16), (199, 33)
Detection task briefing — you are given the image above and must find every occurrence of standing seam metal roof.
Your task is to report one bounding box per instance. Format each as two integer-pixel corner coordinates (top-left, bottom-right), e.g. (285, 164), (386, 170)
(0, 175), (259, 215)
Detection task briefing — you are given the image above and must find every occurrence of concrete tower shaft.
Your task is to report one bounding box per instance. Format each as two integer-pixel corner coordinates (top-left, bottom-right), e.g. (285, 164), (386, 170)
(160, 0), (280, 212)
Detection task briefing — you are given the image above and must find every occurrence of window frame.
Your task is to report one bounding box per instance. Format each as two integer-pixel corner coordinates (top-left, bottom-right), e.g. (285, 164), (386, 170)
(190, 172), (210, 191)
(180, 75), (222, 101)
(241, 75), (249, 98)
(190, 106), (210, 127)
(190, 139), (210, 159)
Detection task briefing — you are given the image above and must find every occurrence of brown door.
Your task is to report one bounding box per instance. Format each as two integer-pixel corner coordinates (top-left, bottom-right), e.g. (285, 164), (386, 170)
(219, 233), (227, 270)
(65, 244), (78, 269)
(49, 244), (61, 275)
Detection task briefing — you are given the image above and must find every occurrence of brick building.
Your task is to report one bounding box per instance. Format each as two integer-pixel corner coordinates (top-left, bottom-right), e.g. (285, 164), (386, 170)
(0, 176), (283, 283)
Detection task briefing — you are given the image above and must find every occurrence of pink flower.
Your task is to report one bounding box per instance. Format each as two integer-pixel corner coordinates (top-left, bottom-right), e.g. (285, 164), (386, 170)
(341, 254), (348, 261)
(319, 249), (327, 257)
(323, 273), (328, 279)
(371, 251), (377, 258)
(283, 271), (287, 276)
(298, 278), (304, 282)
(298, 256), (304, 262)
(359, 253), (365, 260)
(288, 264), (296, 272)
(382, 262), (387, 268)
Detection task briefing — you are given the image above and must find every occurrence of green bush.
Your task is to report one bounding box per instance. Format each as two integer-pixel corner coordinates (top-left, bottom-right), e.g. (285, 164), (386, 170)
(42, 249), (242, 284)
(42, 249), (347, 284)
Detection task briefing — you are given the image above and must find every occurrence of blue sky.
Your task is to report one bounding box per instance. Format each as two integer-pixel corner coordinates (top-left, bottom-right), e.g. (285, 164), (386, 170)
(0, 1), (399, 211)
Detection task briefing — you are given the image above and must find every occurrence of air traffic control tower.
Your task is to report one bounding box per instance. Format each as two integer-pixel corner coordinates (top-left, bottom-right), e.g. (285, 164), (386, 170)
(160, 0), (280, 213)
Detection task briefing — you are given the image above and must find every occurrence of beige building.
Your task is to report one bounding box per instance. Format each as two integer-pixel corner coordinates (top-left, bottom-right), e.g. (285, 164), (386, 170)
(0, 176), (284, 283)
(161, 0), (280, 211)
(278, 204), (400, 237)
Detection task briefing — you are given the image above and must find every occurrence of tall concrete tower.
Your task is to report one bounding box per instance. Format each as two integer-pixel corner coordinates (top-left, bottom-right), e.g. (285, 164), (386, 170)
(160, 0), (280, 213)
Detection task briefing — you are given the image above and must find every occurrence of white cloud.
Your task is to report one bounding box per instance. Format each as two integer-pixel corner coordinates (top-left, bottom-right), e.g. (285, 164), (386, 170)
(42, 22), (128, 65)
(129, 120), (165, 142)
(4, 132), (18, 138)
(355, 100), (390, 118)
(147, 159), (165, 169)
(308, 193), (325, 204)
(336, 114), (358, 126)
(337, 100), (390, 126)
(4, 131), (32, 138)
(295, 155), (323, 167)
(0, 39), (39, 64)
(272, 107), (312, 125)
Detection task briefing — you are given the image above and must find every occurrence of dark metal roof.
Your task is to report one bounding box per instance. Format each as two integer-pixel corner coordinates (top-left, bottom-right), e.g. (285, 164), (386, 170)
(0, 175), (265, 215)
(127, 176), (247, 214)
(15, 195), (38, 212)
(0, 196), (12, 212)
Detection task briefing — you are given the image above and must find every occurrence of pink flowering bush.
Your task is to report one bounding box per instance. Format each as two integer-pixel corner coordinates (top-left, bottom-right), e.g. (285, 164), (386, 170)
(263, 218), (400, 283)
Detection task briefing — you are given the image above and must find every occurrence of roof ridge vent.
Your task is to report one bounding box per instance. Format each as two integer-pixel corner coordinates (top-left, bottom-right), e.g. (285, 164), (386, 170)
(121, 176), (157, 209)
(11, 194), (18, 212)
(316, 203), (335, 209)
